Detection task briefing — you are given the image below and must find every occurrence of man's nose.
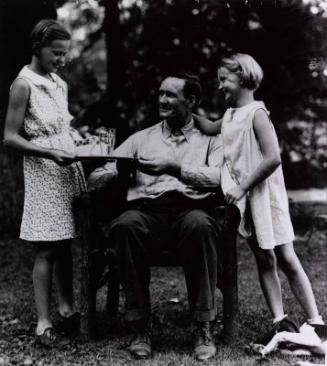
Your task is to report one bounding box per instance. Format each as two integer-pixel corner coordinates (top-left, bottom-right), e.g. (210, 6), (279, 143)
(159, 94), (167, 103)
(58, 55), (65, 65)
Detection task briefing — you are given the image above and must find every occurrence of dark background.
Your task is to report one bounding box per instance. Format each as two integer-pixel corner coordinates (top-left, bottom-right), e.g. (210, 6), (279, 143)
(1, 0), (327, 236)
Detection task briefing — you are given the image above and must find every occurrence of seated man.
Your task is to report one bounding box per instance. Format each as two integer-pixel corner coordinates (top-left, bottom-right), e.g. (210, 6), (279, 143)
(88, 73), (223, 361)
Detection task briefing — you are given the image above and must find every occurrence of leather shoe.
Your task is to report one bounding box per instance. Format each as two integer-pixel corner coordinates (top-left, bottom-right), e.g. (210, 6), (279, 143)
(129, 330), (152, 359)
(193, 324), (216, 361)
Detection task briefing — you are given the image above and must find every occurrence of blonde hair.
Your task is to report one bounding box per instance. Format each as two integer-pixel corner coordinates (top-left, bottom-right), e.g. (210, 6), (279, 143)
(219, 53), (263, 90)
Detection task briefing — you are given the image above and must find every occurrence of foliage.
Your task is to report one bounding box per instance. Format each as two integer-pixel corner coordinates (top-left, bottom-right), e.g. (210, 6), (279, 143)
(57, 0), (327, 126)
(280, 119), (327, 188)
(0, 145), (24, 238)
(55, 0), (327, 186)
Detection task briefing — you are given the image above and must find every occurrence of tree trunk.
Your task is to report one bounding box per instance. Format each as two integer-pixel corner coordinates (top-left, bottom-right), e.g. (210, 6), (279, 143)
(102, 0), (129, 143)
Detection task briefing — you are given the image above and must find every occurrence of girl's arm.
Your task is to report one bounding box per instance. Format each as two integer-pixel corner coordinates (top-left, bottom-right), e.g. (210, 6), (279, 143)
(3, 79), (76, 166)
(193, 114), (222, 135)
(225, 109), (281, 205)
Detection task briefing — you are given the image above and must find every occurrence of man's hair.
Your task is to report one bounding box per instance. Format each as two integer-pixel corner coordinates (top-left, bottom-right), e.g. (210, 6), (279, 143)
(219, 53), (264, 91)
(166, 72), (202, 105)
(30, 19), (70, 55)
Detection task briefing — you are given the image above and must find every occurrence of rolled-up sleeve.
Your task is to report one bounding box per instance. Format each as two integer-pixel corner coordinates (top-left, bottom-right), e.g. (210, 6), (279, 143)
(87, 134), (136, 190)
(180, 135), (223, 186)
(87, 163), (117, 191)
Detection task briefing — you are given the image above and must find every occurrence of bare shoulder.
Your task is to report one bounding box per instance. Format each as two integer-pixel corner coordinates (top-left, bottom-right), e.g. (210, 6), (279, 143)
(10, 78), (30, 100)
(253, 108), (270, 123)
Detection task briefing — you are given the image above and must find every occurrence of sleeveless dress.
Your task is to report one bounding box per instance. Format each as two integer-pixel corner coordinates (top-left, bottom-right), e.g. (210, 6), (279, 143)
(17, 66), (87, 242)
(220, 101), (294, 249)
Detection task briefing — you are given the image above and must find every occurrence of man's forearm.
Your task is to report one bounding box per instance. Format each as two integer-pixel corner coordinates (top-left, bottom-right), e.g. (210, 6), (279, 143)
(180, 164), (220, 186)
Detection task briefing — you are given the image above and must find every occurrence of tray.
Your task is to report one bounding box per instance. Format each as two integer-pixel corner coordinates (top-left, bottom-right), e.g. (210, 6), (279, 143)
(76, 155), (137, 163)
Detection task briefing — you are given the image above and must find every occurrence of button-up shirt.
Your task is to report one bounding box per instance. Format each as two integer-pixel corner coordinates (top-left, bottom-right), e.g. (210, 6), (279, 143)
(88, 119), (223, 202)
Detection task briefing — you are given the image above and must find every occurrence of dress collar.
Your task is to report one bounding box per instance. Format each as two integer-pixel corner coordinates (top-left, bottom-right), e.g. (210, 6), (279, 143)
(228, 100), (265, 113)
(18, 66), (59, 90)
(162, 118), (194, 143)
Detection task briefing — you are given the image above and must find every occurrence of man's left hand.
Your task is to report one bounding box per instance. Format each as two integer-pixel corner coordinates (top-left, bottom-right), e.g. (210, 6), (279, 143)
(138, 156), (180, 177)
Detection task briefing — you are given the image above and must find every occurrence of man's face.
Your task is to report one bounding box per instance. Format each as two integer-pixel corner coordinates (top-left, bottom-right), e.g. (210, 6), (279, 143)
(158, 77), (191, 127)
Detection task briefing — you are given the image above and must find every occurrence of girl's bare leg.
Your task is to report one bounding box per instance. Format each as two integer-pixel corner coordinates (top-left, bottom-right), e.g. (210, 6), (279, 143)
(248, 237), (285, 319)
(275, 242), (320, 321)
(33, 243), (56, 335)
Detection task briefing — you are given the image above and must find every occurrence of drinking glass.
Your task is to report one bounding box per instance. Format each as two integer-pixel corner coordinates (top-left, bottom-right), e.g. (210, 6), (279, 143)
(98, 127), (116, 156)
(107, 128), (116, 156)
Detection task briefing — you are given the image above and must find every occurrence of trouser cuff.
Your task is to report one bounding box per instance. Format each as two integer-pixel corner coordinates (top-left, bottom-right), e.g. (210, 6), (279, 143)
(125, 308), (151, 322)
(192, 308), (217, 322)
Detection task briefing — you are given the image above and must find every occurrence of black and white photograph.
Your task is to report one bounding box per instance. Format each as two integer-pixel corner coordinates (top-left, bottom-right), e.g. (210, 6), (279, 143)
(0, 0), (326, 365)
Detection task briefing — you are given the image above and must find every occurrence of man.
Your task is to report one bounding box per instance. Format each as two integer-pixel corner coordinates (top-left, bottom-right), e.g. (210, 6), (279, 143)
(88, 73), (223, 361)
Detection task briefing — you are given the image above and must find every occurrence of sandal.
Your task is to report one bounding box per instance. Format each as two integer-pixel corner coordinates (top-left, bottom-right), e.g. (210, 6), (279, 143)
(35, 327), (70, 348)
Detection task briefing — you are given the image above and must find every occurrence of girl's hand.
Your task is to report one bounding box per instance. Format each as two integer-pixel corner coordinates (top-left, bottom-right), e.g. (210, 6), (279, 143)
(225, 185), (247, 205)
(48, 149), (77, 166)
(193, 114), (222, 135)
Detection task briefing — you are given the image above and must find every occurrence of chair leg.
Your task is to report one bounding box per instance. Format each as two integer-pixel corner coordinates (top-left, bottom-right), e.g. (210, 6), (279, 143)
(106, 264), (120, 317)
(222, 205), (240, 344)
(79, 217), (97, 340)
(80, 267), (96, 340)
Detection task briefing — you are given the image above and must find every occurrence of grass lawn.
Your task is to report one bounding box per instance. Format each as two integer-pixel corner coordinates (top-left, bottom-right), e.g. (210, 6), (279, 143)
(0, 221), (326, 365)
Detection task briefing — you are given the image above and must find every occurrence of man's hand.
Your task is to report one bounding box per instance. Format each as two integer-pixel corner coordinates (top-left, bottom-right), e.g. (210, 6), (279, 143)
(225, 185), (247, 205)
(138, 156), (180, 178)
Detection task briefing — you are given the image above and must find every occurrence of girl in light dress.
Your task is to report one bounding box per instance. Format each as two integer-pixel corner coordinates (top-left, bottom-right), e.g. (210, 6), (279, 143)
(197, 53), (324, 343)
(4, 19), (86, 347)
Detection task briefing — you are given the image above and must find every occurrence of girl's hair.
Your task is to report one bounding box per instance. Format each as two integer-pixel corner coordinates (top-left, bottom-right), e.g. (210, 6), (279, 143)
(219, 53), (263, 90)
(30, 19), (70, 55)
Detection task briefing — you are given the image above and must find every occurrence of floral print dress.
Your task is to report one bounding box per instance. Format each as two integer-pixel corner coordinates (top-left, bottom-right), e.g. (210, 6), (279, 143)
(17, 66), (86, 242)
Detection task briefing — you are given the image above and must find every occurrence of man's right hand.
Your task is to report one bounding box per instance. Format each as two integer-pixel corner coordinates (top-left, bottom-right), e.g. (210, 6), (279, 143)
(138, 156), (181, 178)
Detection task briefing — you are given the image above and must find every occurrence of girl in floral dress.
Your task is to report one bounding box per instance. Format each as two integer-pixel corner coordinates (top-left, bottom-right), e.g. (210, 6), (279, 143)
(4, 19), (86, 347)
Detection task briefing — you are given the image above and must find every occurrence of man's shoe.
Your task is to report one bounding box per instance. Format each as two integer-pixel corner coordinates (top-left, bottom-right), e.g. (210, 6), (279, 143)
(193, 325), (216, 362)
(254, 316), (299, 346)
(128, 330), (152, 359)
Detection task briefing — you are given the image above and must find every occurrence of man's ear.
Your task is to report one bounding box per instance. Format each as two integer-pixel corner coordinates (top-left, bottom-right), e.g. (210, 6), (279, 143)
(188, 94), (197, 108)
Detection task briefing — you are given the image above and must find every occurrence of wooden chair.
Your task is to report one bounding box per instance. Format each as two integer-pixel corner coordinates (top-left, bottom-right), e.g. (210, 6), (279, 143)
(74, 161), (240, 344)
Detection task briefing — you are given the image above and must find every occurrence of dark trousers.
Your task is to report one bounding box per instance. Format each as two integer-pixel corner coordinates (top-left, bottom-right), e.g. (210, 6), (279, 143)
(107, 203), (220, 322)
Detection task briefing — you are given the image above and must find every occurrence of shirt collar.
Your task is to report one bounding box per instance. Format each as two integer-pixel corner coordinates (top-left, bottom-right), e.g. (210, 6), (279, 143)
(162, 118), (194, 143)
(18, 65), (59, 90)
